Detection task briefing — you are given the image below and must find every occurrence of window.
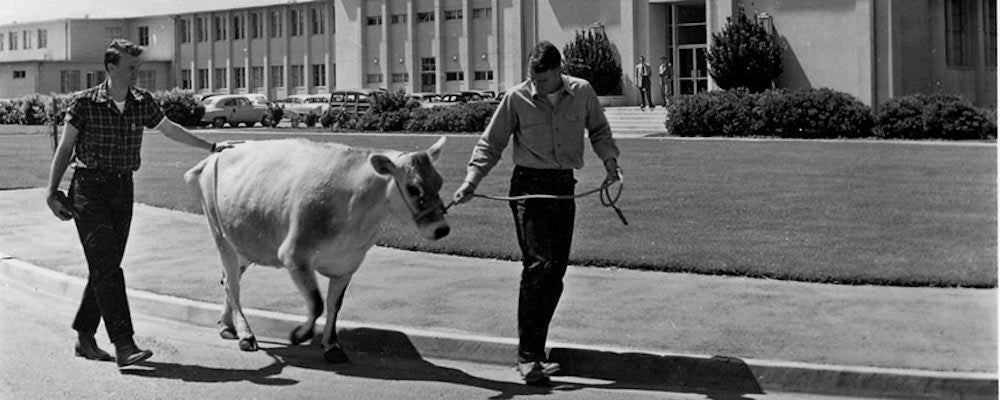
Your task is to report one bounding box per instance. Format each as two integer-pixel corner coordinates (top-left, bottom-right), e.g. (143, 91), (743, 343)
(366, 73), (384, 84)
(985, 0), (997, 68)
(251, 13), (262, 39)
(367, 16), (383, 26)
(85, 70), (106, 87)
(136, 26), (149, 46)
(23, 30), (32, 49)
(214, 16), (227, 41)
(37, 29), (47, 48)
(331, 63), (336, 86)
(197, 17), (208, 42)
(416, 12), (434, 23)
(945, 0), (972, 67)
(179, 19), (191, 43)
(138, 70), (156, 89)
(181, 69), (192, 89)
(233, 15), (245, 40)
(250, 66), (264, 88)
(330, 7), (336, 33)
(391, 14), (407, 24)
(197, 69), (209, 89)
(445, 71), (464, 81)
(391, 73), (409, 83)
(214, 68), (227, 88)
(420, 57), (436, 91)
(270, 65), (284, 87)
(311, 64), (326, 86)
(473, 7), (492, 19)
(14, 70), (27, 79)
(310, 8), (325, 35)
(444, 9), (463, 21)
(290, 9), (303, 36)
(60, 70), (80, 92)
(233, 67), (246, 88)
(474, 70), (494, 81)
(290, 65), (304, 87)
(270, 11), (283, 37)
(0, 33), (4, 51)
(9, 31), (17, 50)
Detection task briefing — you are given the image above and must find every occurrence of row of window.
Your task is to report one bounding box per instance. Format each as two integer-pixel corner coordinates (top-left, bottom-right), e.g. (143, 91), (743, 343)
(48, 70), (153, 93)
(367, 70), (494, 84)
(180, 7), (330, 43)
(0, 29), (47, 51)
(180, 64), (331, 90)
(367, 7), (491, 26)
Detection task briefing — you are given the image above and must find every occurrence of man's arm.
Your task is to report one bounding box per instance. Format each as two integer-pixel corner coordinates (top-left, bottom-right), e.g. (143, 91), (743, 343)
(45, 122), (79, 220)
(153, 117), (239, 152)
(452, 91), (516, 205)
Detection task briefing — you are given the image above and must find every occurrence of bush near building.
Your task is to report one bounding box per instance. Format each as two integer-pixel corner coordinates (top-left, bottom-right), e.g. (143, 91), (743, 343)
(706, 7), (783, 93)
(320, 99), (497, 133)
(666, 88), (993, 140)
(562, 28), (624, 96)
(152, 89), (205, 127)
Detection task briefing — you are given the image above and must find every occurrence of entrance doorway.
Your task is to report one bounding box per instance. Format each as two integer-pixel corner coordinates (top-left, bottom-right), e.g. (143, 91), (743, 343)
(666, 3), (708, 95)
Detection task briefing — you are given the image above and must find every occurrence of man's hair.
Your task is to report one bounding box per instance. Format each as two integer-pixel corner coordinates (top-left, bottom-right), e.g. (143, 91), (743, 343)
(528, 41), (561, 73)
(104, 38), (143, 72)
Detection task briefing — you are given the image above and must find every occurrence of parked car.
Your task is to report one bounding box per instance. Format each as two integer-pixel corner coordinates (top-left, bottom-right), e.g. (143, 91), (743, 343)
(201, 94), (272, 128)
(428, 91), (487, 107)
(409, 92), (441, 103)
(328, 89), (375, 115)
(281, 94), (331, 117)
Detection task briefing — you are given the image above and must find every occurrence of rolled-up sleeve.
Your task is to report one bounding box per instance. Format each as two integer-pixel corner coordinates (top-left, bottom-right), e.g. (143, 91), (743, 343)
(584, 85), (620, 163)
(465, 94), (515, 186)
(64, 96), (88, 132)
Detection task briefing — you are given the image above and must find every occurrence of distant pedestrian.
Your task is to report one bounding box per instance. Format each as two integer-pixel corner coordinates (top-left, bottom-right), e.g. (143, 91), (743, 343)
(658, 56), (673, 107)
(44, 38), (239, 368)
(452, 41), (621, 386)
(634, 55), (653, 110)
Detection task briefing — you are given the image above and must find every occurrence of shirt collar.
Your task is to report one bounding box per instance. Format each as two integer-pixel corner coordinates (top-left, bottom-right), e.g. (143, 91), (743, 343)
(91, 80), (144, 103)
(528, 74), (574, 99)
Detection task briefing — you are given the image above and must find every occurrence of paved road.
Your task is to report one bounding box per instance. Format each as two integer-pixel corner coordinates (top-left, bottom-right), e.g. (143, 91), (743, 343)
(0, 275), (890, 400)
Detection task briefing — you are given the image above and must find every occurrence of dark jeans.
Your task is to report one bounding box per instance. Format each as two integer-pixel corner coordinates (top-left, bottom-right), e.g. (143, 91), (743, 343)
(69, 168), (135, 344)
(639, 76), (653, 108)
(508, 166), (576, 363)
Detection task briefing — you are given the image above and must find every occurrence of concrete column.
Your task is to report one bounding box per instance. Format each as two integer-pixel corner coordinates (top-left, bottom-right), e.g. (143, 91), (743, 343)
(434, 0), (443, 93)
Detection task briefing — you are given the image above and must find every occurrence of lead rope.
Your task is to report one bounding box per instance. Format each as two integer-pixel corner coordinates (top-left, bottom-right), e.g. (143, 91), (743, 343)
(443, 169), (629, 226)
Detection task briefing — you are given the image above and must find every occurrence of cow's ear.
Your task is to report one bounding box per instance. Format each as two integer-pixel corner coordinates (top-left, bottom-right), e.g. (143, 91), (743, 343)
(427, 136), (446, 163)
(370, 154), (398, 175)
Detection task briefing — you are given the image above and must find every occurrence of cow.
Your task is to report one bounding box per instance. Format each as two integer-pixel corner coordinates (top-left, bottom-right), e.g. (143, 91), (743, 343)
(183, 137), (450, 363)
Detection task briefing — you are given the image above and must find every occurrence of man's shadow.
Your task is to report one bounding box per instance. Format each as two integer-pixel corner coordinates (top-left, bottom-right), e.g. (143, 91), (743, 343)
(122, 327), (763, 400)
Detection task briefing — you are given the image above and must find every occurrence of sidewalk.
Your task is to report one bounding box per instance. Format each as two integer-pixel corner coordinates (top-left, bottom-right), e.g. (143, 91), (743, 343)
(0, 188), (995, 397)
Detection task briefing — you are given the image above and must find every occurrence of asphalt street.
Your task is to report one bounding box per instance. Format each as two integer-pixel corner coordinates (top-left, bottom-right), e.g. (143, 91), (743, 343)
(0, 274), (895, 400)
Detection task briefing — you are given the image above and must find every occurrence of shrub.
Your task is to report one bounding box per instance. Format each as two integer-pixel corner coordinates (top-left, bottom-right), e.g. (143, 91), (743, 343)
(19, 94), (51, 125)
(667, 88), (873, 138)
(369, 89), (416, 114)
(563, 29), (623, 96)
(707, 7), (783, 93)
(153, 89), (204, 127)
(266, 103), (284, 127)
(0, 99), (21, 124)
(304, 112), (319, 127)
(757, 88), (873, 138)
(875, 94), (996, 140)
(321, 108), (348, 128)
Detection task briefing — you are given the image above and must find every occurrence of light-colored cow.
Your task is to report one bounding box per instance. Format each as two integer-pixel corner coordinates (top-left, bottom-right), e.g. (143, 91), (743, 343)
(184, 137), (450, 363)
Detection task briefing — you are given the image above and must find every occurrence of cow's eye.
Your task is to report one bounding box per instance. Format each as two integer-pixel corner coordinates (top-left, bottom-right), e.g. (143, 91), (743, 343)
(406, 185), (421, 197)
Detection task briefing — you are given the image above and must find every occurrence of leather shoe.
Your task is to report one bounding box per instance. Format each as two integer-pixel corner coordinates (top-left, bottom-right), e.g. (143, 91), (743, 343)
(516, 361), (551, 386)
(115, 344), (153, 368)
(74, 339), (113, 361)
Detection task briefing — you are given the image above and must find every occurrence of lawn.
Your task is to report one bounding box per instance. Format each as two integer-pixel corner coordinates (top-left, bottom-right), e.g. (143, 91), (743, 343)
(2, 131), (995, 287)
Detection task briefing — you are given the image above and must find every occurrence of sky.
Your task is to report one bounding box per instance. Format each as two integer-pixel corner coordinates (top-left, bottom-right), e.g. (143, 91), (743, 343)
(1, 0), (292, 24)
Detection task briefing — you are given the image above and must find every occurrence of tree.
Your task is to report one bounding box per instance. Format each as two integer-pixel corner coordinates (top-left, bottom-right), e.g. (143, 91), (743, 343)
(562, 28), (623, 96)
(706, 8), (783, 93)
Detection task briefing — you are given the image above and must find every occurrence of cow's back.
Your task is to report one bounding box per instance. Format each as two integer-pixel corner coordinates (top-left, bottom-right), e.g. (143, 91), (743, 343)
(201, 139), (390, 267)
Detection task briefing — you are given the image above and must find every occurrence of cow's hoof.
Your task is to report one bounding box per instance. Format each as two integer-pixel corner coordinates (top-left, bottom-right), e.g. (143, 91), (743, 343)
(239, 337), (258, 352)
(219, 327), (238, 340)
(289, 326), (314, 346)
(323, 344), (348, 364)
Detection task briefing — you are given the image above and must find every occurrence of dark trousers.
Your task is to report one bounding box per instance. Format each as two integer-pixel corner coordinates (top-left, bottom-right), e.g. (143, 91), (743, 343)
(639, 76), (653, 108)
(508, 166), (576, 363)
(69, 169), (135, 344)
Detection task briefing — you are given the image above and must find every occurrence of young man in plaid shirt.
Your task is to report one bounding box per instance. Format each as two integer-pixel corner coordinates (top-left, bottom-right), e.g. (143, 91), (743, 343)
(44, 39), (239, 368)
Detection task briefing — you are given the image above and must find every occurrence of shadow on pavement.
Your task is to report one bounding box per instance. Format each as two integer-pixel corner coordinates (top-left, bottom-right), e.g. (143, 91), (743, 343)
(120, 358), (297, 386)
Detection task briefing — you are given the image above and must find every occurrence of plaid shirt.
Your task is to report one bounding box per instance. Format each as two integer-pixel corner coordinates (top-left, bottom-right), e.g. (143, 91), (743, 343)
(65, 81), (165, 171)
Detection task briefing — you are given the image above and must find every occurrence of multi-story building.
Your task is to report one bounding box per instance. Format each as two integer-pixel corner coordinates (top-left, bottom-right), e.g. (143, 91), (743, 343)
(0, 0), (995, 107)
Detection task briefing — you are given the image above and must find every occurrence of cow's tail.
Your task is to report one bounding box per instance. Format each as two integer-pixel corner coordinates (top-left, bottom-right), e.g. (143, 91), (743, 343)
(184, 153), (226, 241)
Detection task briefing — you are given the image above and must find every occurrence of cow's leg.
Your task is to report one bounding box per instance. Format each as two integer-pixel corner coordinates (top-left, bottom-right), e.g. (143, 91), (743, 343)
(321, 275), (353, 364)
(286, 265), (323, 346)
(215, 238), (258, 352)
(218, 262), (250, 340)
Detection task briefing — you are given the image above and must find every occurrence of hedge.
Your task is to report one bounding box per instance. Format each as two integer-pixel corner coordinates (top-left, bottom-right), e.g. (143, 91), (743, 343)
(321, 101), (498, 133)
(0, 90), (206, 127)
(667, 88), (993, 140)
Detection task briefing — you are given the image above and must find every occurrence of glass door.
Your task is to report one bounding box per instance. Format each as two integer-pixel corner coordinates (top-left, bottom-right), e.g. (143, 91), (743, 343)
(678, 46), (708, 94)
(668, 3), (708, 95)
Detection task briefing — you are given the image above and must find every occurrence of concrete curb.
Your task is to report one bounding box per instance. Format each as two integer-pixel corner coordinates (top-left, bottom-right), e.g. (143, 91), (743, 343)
(2, 253), (995, 399)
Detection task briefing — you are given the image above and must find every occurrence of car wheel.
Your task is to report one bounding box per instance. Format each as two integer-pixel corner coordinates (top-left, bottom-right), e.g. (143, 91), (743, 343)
(261, 116), (272, 127)
(212, 117), (227, 129)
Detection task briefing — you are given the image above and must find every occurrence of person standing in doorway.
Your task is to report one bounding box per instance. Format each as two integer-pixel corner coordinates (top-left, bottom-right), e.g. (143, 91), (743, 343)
(45, 39), (239, 368)
(634, 55), (653, 110)
(452, 41), (621, 386)
(658, 56), (673, 107)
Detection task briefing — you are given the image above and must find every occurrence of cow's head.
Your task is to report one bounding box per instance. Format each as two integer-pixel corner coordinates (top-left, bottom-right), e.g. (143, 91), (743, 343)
(369, 136), (450, 240)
